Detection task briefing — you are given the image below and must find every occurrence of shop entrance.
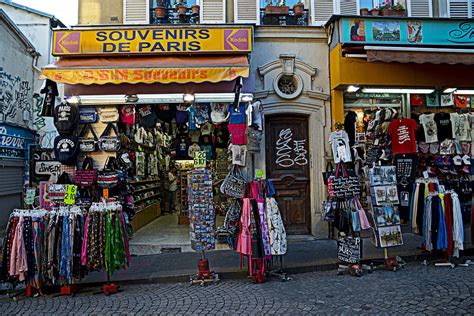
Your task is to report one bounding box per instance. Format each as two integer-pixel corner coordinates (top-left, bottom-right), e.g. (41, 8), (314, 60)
(265, 114), (311, 234)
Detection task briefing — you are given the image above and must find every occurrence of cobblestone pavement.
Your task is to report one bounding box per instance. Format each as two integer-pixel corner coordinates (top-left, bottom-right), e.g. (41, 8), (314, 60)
(1, 263), (473, 315)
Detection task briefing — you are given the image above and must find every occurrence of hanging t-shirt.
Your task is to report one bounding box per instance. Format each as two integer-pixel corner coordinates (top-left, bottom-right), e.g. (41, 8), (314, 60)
(120, 104), (135, 126)
(210, 103), (229, 123)
(411, 113), (426, 142)
(434, 112), (453, 141)
(231, 145), (247, 166)
(155, 104), (175, 122)
(454, 95), (469, 108)
(245, 101), (263, 130)
(344, 111), (358, 147)
(410, 94), (424, 107)
(440, 94), (454, 107)
(189, 130), (201, 143)
(175, 138), (190, 159)
(137, 104), (157, 128)
(246, 128), (263, 152)
(229, 104), (246, 124)
(419, 113), (438, 143)
(426, 93), (439, 107)
(200, 143), (213, 161)
(201, 122), (214, 136)
(188, 143), (201, 158)
(193, 103), (211, 125)
(176, 104), (189, 124)
(328, 130), (351, 163)
(450, 113), (471, 141)
(40, 79), (59, 117)
(54, 103), (79, 135)
(393, 153), (418, 181)
(388, 118), (417, 154)
(228, 123), (247, 145)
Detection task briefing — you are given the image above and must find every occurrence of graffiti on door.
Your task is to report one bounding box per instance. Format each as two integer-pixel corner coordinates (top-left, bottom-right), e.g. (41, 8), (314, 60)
(275, 128), (308, 168)
(0, 69), (32, 128)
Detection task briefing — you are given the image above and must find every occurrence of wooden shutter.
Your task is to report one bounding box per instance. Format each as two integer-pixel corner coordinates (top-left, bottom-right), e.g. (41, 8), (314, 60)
(123, 0), (150, 24)
(200, 0), (226, 23)
(312, 0), (335, 25)
(339, 0), (358, 15)
(448, 0), (471, 17)
(408, 0), (432, 17)
(234, 0), (259, 23)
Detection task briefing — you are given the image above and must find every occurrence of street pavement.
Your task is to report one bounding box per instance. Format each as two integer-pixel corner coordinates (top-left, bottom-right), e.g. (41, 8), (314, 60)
(1, 263), (473, 315)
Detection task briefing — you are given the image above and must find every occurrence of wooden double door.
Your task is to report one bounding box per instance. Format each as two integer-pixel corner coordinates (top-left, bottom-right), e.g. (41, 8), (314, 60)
(265, 114), (311, 235)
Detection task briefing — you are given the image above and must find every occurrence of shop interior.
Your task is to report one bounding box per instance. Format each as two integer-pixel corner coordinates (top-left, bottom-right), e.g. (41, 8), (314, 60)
(66, 93), (254, 255)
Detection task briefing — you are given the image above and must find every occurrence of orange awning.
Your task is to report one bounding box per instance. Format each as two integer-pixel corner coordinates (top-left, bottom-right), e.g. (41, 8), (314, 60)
(367, 50), (474, 65)
(41, 55), (249, 85)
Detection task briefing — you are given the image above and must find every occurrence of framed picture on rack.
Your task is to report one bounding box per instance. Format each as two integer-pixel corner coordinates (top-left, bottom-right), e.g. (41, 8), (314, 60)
(373, 206), (401, 227)
(377, 225), (403, 248)
(369, 166), (397, 186)
(372, 185), (399, 205)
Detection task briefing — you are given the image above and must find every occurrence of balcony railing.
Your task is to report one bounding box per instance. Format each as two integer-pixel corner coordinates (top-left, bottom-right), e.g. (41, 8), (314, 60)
(150, 7), (199, 24)
(260, 8), (309, 26)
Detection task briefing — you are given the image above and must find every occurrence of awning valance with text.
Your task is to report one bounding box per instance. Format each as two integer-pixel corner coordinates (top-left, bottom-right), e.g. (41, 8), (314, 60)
(41, 55), (249, 85)
(365, 47), (474, 65)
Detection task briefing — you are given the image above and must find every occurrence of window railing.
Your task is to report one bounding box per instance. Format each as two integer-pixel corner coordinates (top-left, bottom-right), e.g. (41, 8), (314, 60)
(260, 8), (309, 26)
(150, 7), (200, 24)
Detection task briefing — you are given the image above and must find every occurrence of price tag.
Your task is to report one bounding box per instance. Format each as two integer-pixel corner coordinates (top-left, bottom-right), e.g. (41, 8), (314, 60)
(25, 188), (36, 205)
(255, 169), (265, 179)
(194, 151), (207, 168)
(64, 185), (77, 205)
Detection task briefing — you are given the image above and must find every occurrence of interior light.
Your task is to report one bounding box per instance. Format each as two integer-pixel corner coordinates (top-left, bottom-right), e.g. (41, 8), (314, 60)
(65, 96), (80, 104)
(136, 94), (184, 103)
(347, 85), (360, 93)
(241, 94), (253, 102)
(183, 94), (195, 103)
(79, 95), (127, 105)
(362, 88), (435, 94)
(453, 90), (474, 95)
(443, 88), (457, 94)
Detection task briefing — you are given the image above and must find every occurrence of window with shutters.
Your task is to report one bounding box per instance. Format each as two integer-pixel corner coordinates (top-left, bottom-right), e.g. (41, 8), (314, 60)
(407, 0), (432, 16)
(311, 0), (357, 25)
(235, 0), (259, 23)
(124, 0), (150, 24)
(200, 0), (226, 23)
(445, 0), (473, 17)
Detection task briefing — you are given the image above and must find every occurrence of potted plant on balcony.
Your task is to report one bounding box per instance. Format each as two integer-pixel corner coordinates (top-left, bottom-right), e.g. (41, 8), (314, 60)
(370, 6), (380, 15)
(265, 0), (290, 15)
(175, 0), (187, 16)
(191, 4), (200, 15)
(391, 3), (406, 16)
(293, 1), (304, 17)
(155, 0), (167, 18)
(360, 7), (369, 15)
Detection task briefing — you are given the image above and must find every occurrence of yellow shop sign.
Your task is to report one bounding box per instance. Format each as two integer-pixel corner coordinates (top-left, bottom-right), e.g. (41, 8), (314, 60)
(52, 27), (252, 56)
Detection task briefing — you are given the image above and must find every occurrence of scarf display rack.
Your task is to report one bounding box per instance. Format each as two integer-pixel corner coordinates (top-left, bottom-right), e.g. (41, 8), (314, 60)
(0, 201), (130, 297)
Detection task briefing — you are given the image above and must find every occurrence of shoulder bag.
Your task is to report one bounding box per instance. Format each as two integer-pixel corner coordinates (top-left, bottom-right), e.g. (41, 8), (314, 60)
(322, 161), (335, 186)
(75, 156), (98, 187)
(99, 123), (121, 152)
(327, 162), (360, 199)
(97, 157), (119, 188)
(79, 107), (97, 123)
(223, 165), (246, 198)
(78, 123), (99, 152)
(98, 107), (119, 123)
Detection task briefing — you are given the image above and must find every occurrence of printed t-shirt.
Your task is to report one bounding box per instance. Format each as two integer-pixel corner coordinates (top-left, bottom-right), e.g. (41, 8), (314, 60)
(188, 143), (201, 158)
(176, 104), (189, 124)
(228, 123), (247, 145)
(388, 118), (417, 154)
(200, 143), (213, 161)
(454, 95), (469, 108)
(229, 105), (246, 124)
(210, 103), (229, 123)
(201, 122), (214, 136)
(328, 130), (351, 163)
(137, 104), (157, 128)
(450, 113), (471, 141)
(175, 138), (189, 159)
(155, 104), (175, 122)
(434, 112), (453, 141)
(440, 94), (454, 107)
(231, 145), (247, 166)
(419, 113), (438, 143)
(188, 105), (197, 131)
(426, 93), (439, 107)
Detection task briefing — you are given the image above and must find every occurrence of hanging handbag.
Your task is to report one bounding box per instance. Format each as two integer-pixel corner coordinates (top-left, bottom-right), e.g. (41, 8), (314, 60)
(79, 107), (98, 123)
(334, 201), (351, 233)
(97, 157), (119, 188)
(354, 196), (371, 230)
(75, 156), (98, 187)
(351, 205), (361, 232)
(98, 123), (121, 152)
(322, 198), (336, 222)
(322, 161), (335, 186)
(223, 165), (246, 198)
(98, 106), (119, 123)
(78, 123), (99, 152)
(327, 162), (360, 199)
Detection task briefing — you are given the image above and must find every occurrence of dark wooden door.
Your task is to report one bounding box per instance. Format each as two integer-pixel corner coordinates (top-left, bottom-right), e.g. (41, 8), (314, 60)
(265, 114), (311, 235)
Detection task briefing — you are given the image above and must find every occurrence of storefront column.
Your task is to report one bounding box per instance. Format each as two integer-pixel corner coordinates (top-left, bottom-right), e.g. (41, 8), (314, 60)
(331, 89), (344, 129)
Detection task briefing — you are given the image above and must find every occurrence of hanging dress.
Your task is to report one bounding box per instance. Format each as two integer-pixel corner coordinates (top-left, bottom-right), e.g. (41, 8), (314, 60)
(265, 197), (287, 256)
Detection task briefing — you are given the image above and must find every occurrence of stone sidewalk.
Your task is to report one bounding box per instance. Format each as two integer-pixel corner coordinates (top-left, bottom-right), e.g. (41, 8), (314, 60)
(82, 231), (474, 285)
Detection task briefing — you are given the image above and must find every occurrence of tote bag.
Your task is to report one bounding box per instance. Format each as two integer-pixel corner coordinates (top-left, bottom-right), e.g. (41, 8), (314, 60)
(327, 162), (360, 199)
(75, 156), (98, 187)
(223, 165), (246, 198)
(98, 123), (121, 152)
(78, 123), (98, 152)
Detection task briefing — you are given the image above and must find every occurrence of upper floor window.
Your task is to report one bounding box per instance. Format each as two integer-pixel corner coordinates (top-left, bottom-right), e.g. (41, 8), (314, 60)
(439, 0), (473, 17)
